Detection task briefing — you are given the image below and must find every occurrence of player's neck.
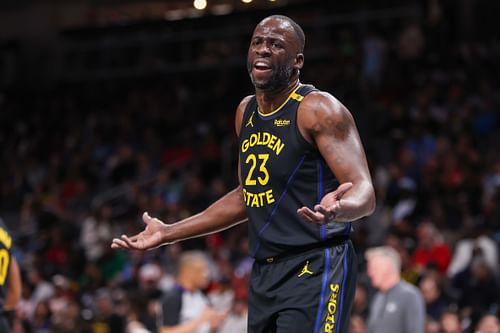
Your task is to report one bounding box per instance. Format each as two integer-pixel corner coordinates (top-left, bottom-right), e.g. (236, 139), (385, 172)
(255, 78), (300, 115)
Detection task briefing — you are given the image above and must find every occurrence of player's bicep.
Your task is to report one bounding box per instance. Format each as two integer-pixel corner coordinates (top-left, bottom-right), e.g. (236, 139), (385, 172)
(312, 99), (370, 185)
(235, 95), (252, 137)
(235, 96), (251, 194)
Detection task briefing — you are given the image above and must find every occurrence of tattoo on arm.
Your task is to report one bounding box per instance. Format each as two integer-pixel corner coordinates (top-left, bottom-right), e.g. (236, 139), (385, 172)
(331, 105), (350, 140)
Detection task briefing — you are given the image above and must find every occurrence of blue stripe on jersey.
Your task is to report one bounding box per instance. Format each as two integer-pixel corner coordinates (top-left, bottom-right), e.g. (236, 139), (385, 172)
(251, 155), (306, 258)
(335, 244), (349, 333)
(317, 160), (326, 241)
(313, 248), (331, 333)
(344, 222), (352, 235)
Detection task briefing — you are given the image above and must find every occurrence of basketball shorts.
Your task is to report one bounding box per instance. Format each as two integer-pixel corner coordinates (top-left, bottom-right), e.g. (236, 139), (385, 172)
(248, 239), (357, 333)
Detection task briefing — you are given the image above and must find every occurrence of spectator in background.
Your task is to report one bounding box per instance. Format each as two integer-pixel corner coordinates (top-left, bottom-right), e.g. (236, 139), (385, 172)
(419, 273), (449, 321)
(54, 300), (86, 333)
(207, 277), (234, 314)
(352, 283), (369, 318)
(425, 318), (440, 333)
(476, 315), (500, 333)
(361, 29), (387, 90)
(452, 257), (500, 326)
(80, 205), (115, 262)
(349, 314), (366, 333)
(159, 251), (225, 333)
(26, 269), (55, 318)
(90, 289), (125, 333)
(123, 292), (152, 333)
(411, 222), (451, 274)
(366, 246), (425, 333)
(440, 310), (462, 333)
(218, 296), (248, 333)
(31, 301), (53, 333)
(447, 228), (498, 278)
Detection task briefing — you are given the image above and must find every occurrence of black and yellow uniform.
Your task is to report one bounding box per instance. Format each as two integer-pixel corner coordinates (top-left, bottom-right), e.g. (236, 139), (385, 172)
(239, 84), (357, 333)
(0, 221), (14, 332)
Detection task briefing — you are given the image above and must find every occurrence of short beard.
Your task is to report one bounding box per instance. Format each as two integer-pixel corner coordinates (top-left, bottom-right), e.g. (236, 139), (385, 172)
(248, 62), (294, 91)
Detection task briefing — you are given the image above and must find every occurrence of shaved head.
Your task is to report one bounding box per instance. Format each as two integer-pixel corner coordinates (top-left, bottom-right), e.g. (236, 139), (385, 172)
(257, 15), (305, 53)
(248, 14), (305, 90)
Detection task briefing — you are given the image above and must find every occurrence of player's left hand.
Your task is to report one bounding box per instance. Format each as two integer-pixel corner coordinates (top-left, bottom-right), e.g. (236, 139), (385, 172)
(111, 212), (167, 251)
(297, 182), (352, 224)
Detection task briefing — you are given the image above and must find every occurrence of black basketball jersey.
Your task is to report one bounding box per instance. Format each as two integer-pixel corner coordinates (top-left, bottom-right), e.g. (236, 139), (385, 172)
(0, 220), (13, 310)
(239, 84), (352, 260)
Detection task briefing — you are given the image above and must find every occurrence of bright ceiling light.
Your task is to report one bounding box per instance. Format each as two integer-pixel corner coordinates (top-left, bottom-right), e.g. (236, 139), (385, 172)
(193, 0), (207, 10)
(242, 0), (253, 3)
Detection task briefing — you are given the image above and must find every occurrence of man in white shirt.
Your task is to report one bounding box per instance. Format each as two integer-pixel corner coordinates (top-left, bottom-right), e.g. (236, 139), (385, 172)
(160, 251), (225, 333)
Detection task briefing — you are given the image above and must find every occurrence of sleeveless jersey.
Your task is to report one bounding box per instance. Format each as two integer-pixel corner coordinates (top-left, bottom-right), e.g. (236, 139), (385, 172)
(0, 220), (13, 311)
(239, 84), (352, 260)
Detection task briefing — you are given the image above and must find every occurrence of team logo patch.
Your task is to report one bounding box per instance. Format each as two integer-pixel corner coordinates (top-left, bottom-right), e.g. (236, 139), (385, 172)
(298, 261), (314, 277)
(246, 112), (255, 128)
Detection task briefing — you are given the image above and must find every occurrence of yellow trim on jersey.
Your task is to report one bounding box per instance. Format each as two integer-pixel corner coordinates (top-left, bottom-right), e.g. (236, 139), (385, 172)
(290, 91), (304, 102)
(258, 83), (302, 118)
(0, 227), (12, 249)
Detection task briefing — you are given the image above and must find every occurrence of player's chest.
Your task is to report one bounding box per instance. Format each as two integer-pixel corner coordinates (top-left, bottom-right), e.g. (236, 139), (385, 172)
(239, 124), (302, 183)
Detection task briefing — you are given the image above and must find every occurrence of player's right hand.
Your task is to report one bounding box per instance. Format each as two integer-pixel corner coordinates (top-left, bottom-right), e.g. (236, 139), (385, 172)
(111, 212), (167, 251)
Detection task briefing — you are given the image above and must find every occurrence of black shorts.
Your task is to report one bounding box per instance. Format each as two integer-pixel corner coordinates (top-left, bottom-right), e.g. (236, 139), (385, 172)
(248, 239), (357, 333)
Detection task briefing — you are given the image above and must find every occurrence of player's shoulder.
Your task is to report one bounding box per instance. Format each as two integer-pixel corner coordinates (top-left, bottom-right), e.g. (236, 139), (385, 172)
(235, 95), (255, 135)
(236, 95), (254, 114)
(299, 89), (353, 129)
(301, 90), (347, 115)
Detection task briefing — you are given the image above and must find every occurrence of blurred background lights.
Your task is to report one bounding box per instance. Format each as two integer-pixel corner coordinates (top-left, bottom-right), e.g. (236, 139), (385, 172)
(193, 0), (207, 10)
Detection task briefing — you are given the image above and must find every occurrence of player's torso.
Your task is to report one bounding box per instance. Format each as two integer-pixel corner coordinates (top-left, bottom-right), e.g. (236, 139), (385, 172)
(239, 84), (351, 260)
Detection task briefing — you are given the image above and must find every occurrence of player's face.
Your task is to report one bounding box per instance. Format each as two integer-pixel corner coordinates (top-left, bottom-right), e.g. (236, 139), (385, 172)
(247, 18), (302, 91)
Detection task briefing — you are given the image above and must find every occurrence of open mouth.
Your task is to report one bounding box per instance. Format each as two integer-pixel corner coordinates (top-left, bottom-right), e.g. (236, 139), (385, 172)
(254, 61), (272, 72)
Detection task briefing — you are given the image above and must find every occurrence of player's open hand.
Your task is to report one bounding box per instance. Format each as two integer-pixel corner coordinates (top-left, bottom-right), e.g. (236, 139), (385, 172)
(111, 212), (167, 251)
(297, 182), (353, 224)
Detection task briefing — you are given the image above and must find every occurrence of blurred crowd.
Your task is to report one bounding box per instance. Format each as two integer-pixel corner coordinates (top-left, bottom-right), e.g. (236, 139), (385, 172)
(0, 5), (499, 333)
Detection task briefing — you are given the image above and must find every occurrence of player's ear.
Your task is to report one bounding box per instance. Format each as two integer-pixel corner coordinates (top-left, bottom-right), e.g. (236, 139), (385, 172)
(294, 53), (304, 71)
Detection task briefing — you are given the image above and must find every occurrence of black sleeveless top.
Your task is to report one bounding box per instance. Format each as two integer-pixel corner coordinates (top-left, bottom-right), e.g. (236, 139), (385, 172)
(239, 84), (352, 260)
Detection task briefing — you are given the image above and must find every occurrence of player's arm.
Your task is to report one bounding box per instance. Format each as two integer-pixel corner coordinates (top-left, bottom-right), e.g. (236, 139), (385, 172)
(297, 92), (375, 223)
(111, 97), (252, 251)
(4, 256), (21, 310)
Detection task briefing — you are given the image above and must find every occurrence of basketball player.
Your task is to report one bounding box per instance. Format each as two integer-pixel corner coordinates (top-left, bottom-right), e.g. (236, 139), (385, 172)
(0, 220), (22, 333)
(112, 15), (375, 333)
